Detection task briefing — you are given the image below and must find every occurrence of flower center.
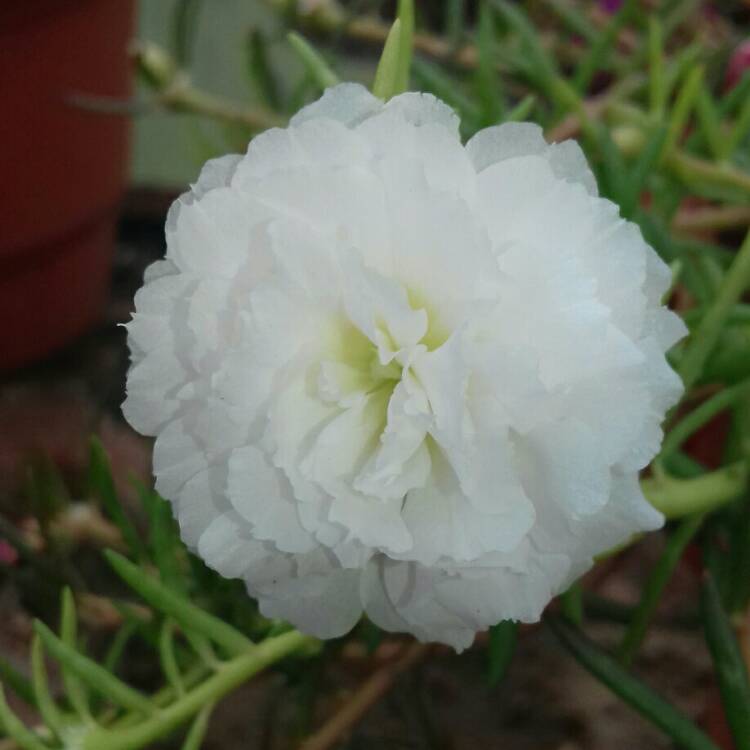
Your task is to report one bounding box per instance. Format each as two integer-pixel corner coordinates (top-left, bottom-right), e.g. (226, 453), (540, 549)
(304, 285), (441, 501)
(316, 322), (406, 410)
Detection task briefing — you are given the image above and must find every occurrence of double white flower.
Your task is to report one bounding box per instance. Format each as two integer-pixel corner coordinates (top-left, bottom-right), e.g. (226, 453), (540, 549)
(124, 84), (685, 649)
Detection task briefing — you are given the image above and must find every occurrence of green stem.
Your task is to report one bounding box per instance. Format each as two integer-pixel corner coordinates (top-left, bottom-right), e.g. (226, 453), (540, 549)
(642, 462), (747, 519)
(678, 229), (750, 390)
(661, 379), (750, 457)
(82, 631), (315, 750)
(106, 663), (210, 731)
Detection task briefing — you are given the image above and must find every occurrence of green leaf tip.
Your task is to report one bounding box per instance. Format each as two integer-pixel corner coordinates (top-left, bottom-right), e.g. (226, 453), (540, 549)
(31, 634), (65, 739)
(89, 437), (145, 560)
(372, 0), (414, 100)
(59, 587), (92, 722)
(373, 19), (402, 100)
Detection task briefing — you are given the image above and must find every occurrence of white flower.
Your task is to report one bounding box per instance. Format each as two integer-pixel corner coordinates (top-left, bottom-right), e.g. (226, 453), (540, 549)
(124, 84), (686, 650)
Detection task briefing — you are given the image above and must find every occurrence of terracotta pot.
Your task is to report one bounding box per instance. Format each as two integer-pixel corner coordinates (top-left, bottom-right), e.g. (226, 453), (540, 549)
(0, 0), (134, 370)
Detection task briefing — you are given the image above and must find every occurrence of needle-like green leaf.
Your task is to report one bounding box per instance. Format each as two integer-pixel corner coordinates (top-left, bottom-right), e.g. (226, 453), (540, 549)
(105, 550), (253, 657)
(35, 620), (155, 715)
(287, 32), (339, 92)
(31, 635), (65, 738)
(661, 64), (704, 162)
(694, 86), (723, 160)
(549, 617), (721, 750)
(573, 0), (636, 94)
(172, 0), (203, 67)
(560, 583), (584, 626)
(372, 0), (414, 100)
(475, 0), (503, 125)
(444, 0), (465, 48)
(246, 28), (282, 110)
(490, 0), (557, 81)
(618, 514), (704, 665)
(0, 654), (36, 708)
(505, 94), (536, 122)
(372, 19), (402, 100)
(719, 71), (750, 118)
(60, 588), (91, 722)
(487, 621), (517, 686)
(724, 88), (750, 159)
(620, 125), (668, 218)
(89, 437), (146, 560)
(648, 15), (666, 120)
(104, 620), (139, 674)
(679, 228), (750, 390)
(542, 0), (597, 43)
(701, 573), (750, 749)
(160, 619), (186, 697)
(0, 685), (48, 750)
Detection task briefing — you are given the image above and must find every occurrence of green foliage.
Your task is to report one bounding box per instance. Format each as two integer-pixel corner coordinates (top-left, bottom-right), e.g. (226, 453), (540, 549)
(486, 621), (517, 686)
(549, 616), (721, 750)
(287, 31), (339, 92)
(0, 450), (317, 749)
(89, 437), (146, 562)
(172, 0), (204, 67)
(701, 574), (750, 749)
(617, 514), (705, 666)
(246, 28), (283, 111)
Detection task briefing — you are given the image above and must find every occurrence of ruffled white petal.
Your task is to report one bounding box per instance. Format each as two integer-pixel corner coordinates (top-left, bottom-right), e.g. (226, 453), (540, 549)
(466, 122), (597, 194)
(290, 83), (382, 128)
(125, 86), (684, 650)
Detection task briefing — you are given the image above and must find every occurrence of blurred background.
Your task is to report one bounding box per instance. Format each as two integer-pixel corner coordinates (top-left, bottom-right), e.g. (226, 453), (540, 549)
(1, 1), (750, 748)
